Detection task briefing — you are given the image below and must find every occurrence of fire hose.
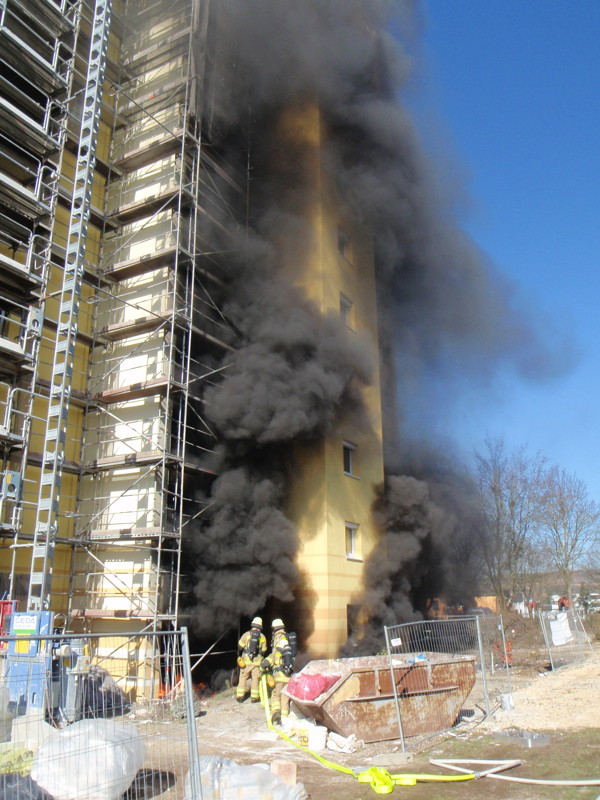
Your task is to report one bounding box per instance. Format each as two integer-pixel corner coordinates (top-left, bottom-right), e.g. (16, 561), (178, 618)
(259, 676), (600, 794)
(430, 758), (600, 788)
(258, 676), (515, 793)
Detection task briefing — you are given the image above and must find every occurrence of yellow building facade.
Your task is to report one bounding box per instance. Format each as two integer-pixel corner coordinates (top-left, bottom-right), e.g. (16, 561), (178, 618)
(268, 105), (385, 656)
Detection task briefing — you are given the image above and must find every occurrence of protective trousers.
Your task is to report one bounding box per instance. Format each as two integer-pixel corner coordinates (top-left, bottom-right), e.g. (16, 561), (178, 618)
(270, 673), (290, 717)
(237, 663), (262, 701)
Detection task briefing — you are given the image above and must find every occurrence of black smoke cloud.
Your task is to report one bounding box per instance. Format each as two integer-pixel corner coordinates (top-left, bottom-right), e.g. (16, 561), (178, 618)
(187, 229), (374, 638)
(190, 467), (298, 635)
(204, 236), (374, 446)
(209, 0), (575, 431)
(185, 0), (575, 644)
(343, 447), (483, 653)
(211, 1), (409, 119)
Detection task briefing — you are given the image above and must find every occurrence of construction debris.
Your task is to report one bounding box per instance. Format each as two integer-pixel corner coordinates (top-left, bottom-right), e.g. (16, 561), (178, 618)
(189, 756), (307, 800)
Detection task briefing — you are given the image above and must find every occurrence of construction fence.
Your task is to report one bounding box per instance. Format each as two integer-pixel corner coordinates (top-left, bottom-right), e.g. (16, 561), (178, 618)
(0, 624), (202, 800)
(538, 608), (594, 670)
(384, 615), (512, 753)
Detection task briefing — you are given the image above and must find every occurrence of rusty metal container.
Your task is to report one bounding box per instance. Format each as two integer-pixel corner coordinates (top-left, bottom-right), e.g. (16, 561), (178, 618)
(285, 652), (476, 743)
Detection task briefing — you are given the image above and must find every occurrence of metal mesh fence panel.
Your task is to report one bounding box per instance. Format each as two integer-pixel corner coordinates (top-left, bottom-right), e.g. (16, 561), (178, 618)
(538, 608), (594, 670)
(384, 616), (511, 752)
(0, 625), (202, 799)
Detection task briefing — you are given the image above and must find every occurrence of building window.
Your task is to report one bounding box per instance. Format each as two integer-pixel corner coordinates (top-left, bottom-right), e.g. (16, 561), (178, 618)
(343, 441), (356, 476)
(339, 293), (353, 328)
(347, 604), (361, 638)
(345, 523), (361, 560)
(337, 226), (351, 261)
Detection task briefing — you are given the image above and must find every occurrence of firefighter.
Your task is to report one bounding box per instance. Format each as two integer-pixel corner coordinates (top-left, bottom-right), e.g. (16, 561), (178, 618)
(236, 616), (267, 703)
(261, 618), (295, 725)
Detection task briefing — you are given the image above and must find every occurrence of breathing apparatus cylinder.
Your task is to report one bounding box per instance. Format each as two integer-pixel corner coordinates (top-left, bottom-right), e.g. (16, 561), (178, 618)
(282, 644), (294, 676)
(287, 631), (298, 658)
(248, 628), (261, 659)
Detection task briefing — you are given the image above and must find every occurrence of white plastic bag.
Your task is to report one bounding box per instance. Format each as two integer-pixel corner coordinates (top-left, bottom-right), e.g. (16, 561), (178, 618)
(326, 731), (359, 753)
(31, 719), (146, 800)
(185, 756), (307, 800)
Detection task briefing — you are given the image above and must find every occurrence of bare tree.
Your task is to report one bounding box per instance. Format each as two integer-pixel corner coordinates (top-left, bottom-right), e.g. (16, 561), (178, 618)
(475, 437), (547, 610)
(537, 467), (600, 603)
(516, 538), (549, 611)
(583, 531), (600, 578)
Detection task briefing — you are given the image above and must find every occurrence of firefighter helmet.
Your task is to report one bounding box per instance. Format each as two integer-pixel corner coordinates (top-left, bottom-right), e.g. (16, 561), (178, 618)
(251, 616), (263, 629)
(271, 618), (285, 631)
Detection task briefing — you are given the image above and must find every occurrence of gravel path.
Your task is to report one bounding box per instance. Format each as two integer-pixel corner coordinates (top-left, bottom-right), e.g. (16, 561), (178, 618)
(479, 651), (600, 731)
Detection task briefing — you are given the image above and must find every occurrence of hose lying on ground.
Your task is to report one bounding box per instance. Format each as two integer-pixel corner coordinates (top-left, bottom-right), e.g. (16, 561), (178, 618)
(258, 676), (520, 794)
(259, 676), (600, 793)
(430, 758), (600, 787)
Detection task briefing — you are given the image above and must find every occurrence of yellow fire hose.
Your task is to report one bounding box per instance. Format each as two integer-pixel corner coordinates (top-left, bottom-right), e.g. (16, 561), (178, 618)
(259, 677), (600, 792)
(258, 675), (515, 794)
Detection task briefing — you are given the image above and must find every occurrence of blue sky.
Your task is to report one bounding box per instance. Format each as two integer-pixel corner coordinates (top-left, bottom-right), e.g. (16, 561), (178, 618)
(402, 1), (600, 499)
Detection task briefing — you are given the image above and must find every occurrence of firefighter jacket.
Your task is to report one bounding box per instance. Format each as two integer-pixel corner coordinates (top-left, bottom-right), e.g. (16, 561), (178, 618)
(238, 629), (267, 666)
(264, 631), (293, 682)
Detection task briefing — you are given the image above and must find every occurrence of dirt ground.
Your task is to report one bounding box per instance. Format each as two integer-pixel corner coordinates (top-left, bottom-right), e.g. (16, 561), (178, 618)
(479, 652), (600, 731)
(194, 620), (600, 799)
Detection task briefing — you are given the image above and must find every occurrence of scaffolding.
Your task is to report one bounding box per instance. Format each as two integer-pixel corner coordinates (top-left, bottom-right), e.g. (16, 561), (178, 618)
(29, 0), (113, 610)
(0, 0), (79, 598)
(0, 0), (246, 635)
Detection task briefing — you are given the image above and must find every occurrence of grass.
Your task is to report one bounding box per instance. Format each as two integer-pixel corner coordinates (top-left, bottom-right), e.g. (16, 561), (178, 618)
(305, 728), (600, 800)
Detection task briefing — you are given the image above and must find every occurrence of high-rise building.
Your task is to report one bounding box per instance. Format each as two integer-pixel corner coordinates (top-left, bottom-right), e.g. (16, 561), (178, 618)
(0, 0), (388, 658)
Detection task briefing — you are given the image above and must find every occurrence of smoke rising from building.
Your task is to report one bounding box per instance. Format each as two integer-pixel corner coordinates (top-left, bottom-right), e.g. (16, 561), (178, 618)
(204, 237), (374, 446)
(186, 0), (574, 645)
(188, 232), (374, 636)
(190, 466), (298, 635)
(343, 446), (484, 653)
